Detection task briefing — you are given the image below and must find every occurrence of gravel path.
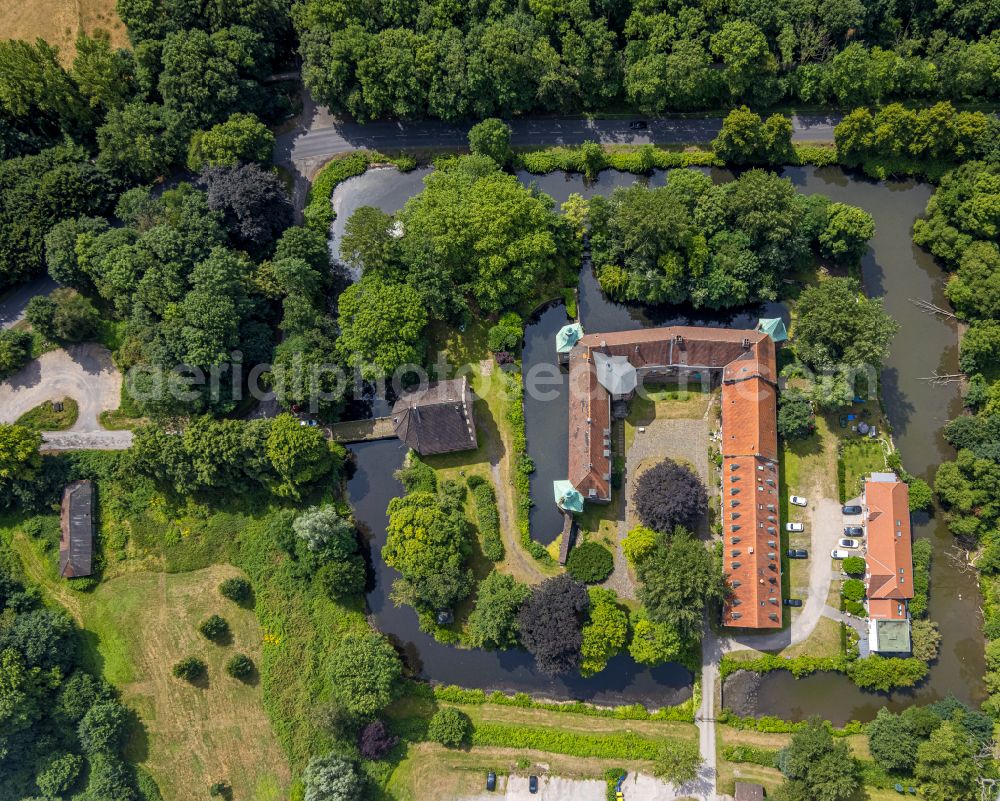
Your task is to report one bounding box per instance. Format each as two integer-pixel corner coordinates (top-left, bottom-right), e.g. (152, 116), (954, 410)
(0, 343), (131, 449)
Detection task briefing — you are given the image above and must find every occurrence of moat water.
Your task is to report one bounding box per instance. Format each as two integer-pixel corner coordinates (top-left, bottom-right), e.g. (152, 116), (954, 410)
(335, 165), (984, 722)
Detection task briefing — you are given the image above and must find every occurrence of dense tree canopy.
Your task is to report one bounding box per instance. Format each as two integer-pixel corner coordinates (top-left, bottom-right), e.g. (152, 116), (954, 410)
(792, 277), (899, 370)
(775, 718), (864, 801)
(634, 528), (724, 642)
(517, 574), (589, 676)
(328, 631), (402, 717)
(293, 0), (1000, 121)
(466, 571), (531, 650)
(383, 486), (473, 613)
(589, 169), (862, 309)
(633, 459), (708, 534)
(0, 565), (138, 800)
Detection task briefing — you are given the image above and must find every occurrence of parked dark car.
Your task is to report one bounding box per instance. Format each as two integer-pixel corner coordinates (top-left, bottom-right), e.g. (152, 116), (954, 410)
(787, 548), (808, 559)
(486, 772), (496, 792)
(844, 526), (864, 537)
(529, 776), (539, 794)
(784, 598), (803, 607)
(843, 505), (863, 515)
(629, 120), (648, 130)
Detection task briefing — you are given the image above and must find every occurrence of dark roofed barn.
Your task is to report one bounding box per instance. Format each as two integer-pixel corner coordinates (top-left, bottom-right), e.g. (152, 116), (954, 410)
(60, 480), (95, 578)
(392, 377), (478, 456)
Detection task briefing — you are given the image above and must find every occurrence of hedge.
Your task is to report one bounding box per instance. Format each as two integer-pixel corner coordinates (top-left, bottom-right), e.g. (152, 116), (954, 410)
(718, 711), (864, 737)
(910, 538), (932, 619)
(501, 370), (550, 562)
(721, 744), (779, 767)
(432, 685), (695, 722)
(720, 652), (927, 692)
(471, 722), (665, 760)
(467, 479), (504, 562)
(514, 145), (718, 175)
(303, 150), (417, 233)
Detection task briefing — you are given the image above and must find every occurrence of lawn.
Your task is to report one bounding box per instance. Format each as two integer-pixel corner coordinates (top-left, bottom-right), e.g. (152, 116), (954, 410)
(382, 697), (697, 801)
(839, 436), (889, 503)
(15, 397), (78, 431)
(9, 528), (291, 801)
(0, 0), (128, 62)
(99, 383), (148, 430)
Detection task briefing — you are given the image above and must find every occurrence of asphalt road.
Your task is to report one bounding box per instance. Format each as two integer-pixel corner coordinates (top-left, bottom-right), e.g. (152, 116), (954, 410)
(282, 108), (843, 170)
(0, 275), (57, 329)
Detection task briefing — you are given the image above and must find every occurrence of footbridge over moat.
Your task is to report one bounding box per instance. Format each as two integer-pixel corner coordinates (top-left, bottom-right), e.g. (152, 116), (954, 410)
(325, 417), (395, 444)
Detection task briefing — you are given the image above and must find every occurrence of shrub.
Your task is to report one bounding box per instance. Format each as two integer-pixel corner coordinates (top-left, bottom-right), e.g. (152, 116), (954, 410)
(487, 312), (523, 353)
(841, 578), (865, 602)
(845, 656), (928, 692)
(198, 614), (230, 642)
(911, 619), (941, 662)
(907, 477), (934, 512)
(468, 118), (512, 167)
(843, 599), (867, 617)
(910, 538), (932, 619)
(172, 656), (206, 682)
(842, 556), (866, 576)
(427, 707), (472, 748)
(395, 455), (437, 494)
(469, 480), (504, 562)
(358, 719), (398, 760)
(219, 576), (252, 605)
(209, 780), (231, 797)
(622, 526), (657, 566)
(0, 329), (32, 378)
(226, 653), (254, 680)
(566, 541), (614, 583)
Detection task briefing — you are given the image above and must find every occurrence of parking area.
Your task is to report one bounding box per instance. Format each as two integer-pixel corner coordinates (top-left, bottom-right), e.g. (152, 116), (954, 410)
(459, 775), (605, 801)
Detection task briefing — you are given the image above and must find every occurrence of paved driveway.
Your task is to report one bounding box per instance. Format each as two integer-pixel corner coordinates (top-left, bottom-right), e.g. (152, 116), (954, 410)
(723, 495), (843, 652)
(0, 343), (133, 449)
(0, 275), (57, 329)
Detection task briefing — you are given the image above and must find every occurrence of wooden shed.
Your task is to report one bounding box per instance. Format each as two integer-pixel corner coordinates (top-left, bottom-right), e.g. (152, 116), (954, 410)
(734, 781), (765, 801)
(60, 480), (94, 578)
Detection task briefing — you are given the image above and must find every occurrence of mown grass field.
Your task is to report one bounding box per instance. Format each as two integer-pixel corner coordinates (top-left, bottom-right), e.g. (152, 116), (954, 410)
(0, 0), (128, 61)
(8, 527), (291, 801)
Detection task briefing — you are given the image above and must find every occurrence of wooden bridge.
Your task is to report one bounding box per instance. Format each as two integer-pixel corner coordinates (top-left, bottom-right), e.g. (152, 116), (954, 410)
(325, 416), (396, 444)
(558, 512), (578, 565)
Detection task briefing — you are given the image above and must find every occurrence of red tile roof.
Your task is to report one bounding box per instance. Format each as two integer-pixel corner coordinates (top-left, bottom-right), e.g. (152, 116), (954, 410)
(567, 325), (781, 628)
(864, 476), (913, 616)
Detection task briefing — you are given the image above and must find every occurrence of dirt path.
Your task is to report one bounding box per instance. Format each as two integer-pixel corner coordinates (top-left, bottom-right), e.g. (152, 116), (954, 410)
(491, 452), (547, 586)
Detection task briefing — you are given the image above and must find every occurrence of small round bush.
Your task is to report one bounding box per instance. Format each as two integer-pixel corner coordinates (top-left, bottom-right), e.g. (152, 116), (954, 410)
(565, 541), (614, 583)
(209, 780), (230, 797)
(198, 615), (230, 642)
(219, 577), (252, 604)
(358, 719), (398, 760)
(842, 556), (866, 576)
(427, 707), (471, 748)
(842, 578), (866, 602)
(172, 656), (207, 683)
(226, 653), (254, 680)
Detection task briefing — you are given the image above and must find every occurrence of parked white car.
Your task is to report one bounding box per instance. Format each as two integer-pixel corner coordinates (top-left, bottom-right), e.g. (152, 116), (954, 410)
(831, 548), (850, 559)
(838, 538), (862, 549)
(786, 522), (804, 532)
(790, 495), (808, 507)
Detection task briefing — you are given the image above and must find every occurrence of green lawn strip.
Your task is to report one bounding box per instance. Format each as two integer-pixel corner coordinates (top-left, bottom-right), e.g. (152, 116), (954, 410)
(99, 382), (147, 430)
(433, 684), (695, 723)
(15, 397), (78, 431)
(468, 720), (670, 760)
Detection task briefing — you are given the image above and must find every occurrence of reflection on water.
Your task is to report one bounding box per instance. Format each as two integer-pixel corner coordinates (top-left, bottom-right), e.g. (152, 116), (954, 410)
(334, 165), (985, 721)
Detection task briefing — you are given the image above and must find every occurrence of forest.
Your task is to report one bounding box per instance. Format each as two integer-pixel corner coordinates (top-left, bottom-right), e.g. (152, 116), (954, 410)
(293, 0), (1000, 121)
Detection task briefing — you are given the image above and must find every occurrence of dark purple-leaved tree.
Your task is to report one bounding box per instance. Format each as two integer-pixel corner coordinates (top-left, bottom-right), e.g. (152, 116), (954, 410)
(516, 574), (589, 676)
(633, 458), (708, 533)
(358, 719), (398, 760)
(199, 163), (292, 255)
